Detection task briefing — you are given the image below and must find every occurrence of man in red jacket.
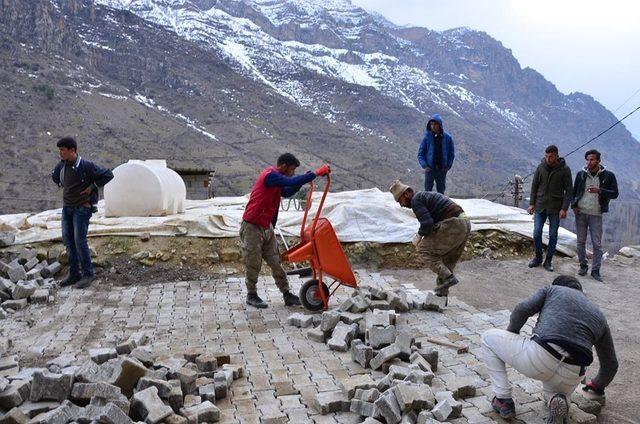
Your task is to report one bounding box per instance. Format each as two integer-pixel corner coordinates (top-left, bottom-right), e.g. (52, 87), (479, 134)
(241, 153), (330, 309)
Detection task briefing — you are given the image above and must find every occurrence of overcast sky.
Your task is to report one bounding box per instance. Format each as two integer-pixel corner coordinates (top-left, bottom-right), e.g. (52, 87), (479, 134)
(351, 0), (640, 139)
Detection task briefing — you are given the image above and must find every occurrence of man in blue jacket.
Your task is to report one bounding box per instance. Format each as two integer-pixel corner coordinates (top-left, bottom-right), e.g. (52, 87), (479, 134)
(52, 137), (113, 289)
(417, 114), (455, 194)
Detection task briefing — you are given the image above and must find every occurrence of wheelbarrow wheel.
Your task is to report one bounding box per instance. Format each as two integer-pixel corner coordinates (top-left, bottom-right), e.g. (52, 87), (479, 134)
(299, 279), (329, 312)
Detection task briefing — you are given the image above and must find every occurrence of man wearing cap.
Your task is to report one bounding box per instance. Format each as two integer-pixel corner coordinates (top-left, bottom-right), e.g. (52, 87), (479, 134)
(417, 114), (455, 194)
(241, 153), (330, 309)
(481, 275), (617, 423)
(389, 180), (470, 295)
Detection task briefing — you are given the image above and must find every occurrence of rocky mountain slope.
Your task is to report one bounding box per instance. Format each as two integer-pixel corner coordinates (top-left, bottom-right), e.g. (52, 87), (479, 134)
(1, 0), (639, 215)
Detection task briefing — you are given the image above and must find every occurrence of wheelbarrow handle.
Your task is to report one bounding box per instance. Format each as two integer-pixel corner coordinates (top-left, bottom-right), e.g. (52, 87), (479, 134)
(299, 173), (331, 240)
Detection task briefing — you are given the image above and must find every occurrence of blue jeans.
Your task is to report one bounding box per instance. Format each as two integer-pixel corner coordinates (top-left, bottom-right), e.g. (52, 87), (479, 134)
(533, 210), (560, 261)
(61, 206), (94, 278)
(425, 168), (447, 194)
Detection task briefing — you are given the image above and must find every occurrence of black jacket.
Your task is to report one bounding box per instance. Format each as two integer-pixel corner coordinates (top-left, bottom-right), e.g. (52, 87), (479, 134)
(411, 191), (457, 236)
(571, 166), (618, 213)
(52, 156), (114, 206)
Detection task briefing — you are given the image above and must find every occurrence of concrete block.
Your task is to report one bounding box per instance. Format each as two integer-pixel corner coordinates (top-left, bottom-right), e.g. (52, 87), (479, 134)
(112, 358), (148, 398)
(409, 352), (432, 373)
(130, 386), (173, 423)
(7, 266), (26, 284)
(339, 311), (364, 324)
(222, 363), (243, 379)
(90, 394), (131, 415)
(17, 249), (37, 264)
(116, 332), (148, 355)
(571, 392), (602, 415)
(353, 388), (381, 403)
(163, 413), (188, 424)
(416, 347), (438, 372)
(11, 281), (37, 300)
(0, 379), (30, 409)
(393, 382), (435, 412)
(182, 394), (201, 408)
(28, 289), (49, 304)
(431, 399), (452, 422)
(349, 295), (370, 313)
(167, 381), (183, 412)
(29, 371), (73, 402)
(319, 310), (341, 332)
(168, 367), (197, 395)
(395, 332), (415, 361)
(417, 411), (437, 424)
(350, 399), (378, 417)
(423, 291), (447, 312)
(314, 391), (350, 414)
(1, 299), (27, 310)
(327, 322), (358, 352)
(374, 390), (402, 424)
(307, 327), (326, 343)
(370, 344), (402, 370)
(351, 340), (374, 368)
(388, 291), (410, 312)
(17, 401), (61, 419)
(27, 400), (82, 424)
(39, 262), (61, 279)
(194, 353), (217, 373)
(1, 407), (29, 424)
(404, 369), (434, 385)
(179, 400), (220, 424)
(198, 383), (216, 402)
(0, 232), (15, 247)
(23, 258), (39, 272)
(89, 348), (118, 365)
(434, 391), (461, 418)
(0, 278), (15, 293)
(339, 374), (377, 399)
(368, 325), (397, 349)
(130, 348), (156, 368)
(337, 297), (355, 312)
(369, 299), (393, 310)
(71, 382), (122, 403)
(287, 313), (314, 328)
(136, 377), (172, 398)
(77, 402), (133, 424)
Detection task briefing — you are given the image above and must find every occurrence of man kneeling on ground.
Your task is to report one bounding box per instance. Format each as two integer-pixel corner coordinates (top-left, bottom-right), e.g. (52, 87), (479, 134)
(389, 180), (470, 296)
(481, 275), (618, 423)
(241, 153), (330, 309)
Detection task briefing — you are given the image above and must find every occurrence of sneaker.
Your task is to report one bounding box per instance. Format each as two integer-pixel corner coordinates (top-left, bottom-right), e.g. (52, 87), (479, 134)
(543, 261), (554, 272)
(547, 394), (568, 424)
(528, 256), (543, 268)
(59, 274), (81, 287)
(591, 270), (603, 282)
(246, 293), (268, 309)
(491, 397), (516, 419)
(75, 275), (95, 289)
(578, 264), (588, 276)
(283, 291), (301, 306)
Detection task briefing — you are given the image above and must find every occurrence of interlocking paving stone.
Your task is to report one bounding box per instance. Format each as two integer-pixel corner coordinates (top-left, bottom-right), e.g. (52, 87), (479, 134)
(0, 271), (572, 423)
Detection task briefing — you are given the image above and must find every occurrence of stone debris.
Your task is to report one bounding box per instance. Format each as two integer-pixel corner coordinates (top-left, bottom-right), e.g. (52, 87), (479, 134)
(431, 398), (453, 422)
(179, 400), (220, 424)
(351, 340), (374, 368)
(314, 391), (350, 414)
(0, 250), (59, 313)
(131, 386), (173, 423)
(29, 371), (73, 402)
(327, 322), (358, 352)
(89, 347), (119, 365)
(368, 324), (397, 349)
(287, 312), (314, 328)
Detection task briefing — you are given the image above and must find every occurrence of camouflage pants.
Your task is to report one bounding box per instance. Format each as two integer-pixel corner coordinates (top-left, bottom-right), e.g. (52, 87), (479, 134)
(239, 221), (289, 295)
(417, 216), (471, 281)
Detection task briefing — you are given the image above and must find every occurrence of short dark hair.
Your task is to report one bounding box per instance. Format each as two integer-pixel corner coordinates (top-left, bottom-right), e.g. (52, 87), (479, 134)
(585, 149), (601, 160)
(545, 145), (558, 154)
(57, 137), (77, 151)
(551, 275), (583, 292)
(277, 153), (300, 167)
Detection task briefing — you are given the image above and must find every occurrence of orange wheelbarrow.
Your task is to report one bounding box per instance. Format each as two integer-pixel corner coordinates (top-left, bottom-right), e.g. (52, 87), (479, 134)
(281, 174), (358, 311)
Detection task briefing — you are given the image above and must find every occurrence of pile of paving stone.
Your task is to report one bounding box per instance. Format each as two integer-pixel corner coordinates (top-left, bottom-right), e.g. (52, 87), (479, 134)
(288, 286), (460, 423)
(0, 248), (62, 318)
(0, 331), (243, 423)
(289, 285), (603, 423)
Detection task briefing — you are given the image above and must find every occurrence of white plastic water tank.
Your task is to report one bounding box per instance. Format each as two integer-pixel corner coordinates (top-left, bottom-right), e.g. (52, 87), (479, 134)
(104, 160), (186, 217)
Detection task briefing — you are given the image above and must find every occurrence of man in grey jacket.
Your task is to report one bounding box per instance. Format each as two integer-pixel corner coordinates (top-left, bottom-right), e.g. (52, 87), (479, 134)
(481, 275), (618, 423)
(389, 180), (470, 296)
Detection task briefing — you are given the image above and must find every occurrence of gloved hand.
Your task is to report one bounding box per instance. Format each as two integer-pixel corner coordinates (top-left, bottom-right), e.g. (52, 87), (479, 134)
(315, 164), (331, 176)
(582, 381), (604, 397)
(412, 233), (422, 246)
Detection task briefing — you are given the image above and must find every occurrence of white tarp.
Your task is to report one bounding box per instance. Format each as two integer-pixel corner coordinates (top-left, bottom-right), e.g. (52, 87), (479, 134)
(0, 188), (577, 256)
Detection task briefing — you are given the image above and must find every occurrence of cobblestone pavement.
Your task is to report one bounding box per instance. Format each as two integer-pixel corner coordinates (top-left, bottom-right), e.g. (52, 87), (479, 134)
(1, 270), (598, 423)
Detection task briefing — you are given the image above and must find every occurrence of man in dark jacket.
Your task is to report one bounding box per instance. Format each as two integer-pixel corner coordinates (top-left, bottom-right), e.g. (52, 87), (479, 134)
(527, 145), (573, 272)
(417, 114), (455, 194)
(571, 149), (618, 282)
(481, 275), (617, 423)
(52, 137), (113, 289)
(241, 153), (330, 309)
(389, 180), (470, 296)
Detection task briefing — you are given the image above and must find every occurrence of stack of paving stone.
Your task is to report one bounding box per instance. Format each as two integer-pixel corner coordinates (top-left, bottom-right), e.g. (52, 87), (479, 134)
(0, 331), (244, 423)
(0, 248), (61, 318)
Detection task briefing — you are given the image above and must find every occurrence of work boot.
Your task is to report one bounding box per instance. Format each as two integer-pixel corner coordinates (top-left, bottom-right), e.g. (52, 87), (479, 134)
(578, 264), (589, 276)
(246, 293), (268, 309)
(491, 397), (516, 419)
(591, 269), (603, 282)
(59, 274), (81, 287)
(547, 394), (568, 424)
(75, 275), (95, 289)
(528, 255), (543, 268)
(435, 274), (458, 296)
(543, 259), (554, 272)
(283, 291), (301, 306)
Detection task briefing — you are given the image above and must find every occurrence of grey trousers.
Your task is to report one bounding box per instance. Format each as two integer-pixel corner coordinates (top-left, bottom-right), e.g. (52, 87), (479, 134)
(575, 213), (603, 271)
(239, 221), (290, 295)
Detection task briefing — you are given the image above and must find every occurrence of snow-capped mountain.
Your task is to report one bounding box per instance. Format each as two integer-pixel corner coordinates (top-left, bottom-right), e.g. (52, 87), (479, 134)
(1, 0), (639, 215)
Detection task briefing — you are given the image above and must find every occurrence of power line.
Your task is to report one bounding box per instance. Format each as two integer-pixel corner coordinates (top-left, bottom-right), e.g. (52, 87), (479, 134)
(613, 86), (640, 115)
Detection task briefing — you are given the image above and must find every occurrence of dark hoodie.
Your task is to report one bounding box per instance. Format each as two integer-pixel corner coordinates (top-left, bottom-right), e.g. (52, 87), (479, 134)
(529, 157), (573, 212)
(571, 165), (618, 213)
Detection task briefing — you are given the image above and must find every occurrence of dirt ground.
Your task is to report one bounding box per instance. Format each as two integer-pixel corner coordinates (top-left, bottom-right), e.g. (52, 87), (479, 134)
(386, 256), (640, 424)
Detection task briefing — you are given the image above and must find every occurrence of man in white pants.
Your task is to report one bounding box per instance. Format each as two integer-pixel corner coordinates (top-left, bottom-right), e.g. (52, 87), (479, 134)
(481, 276), (618, 423)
